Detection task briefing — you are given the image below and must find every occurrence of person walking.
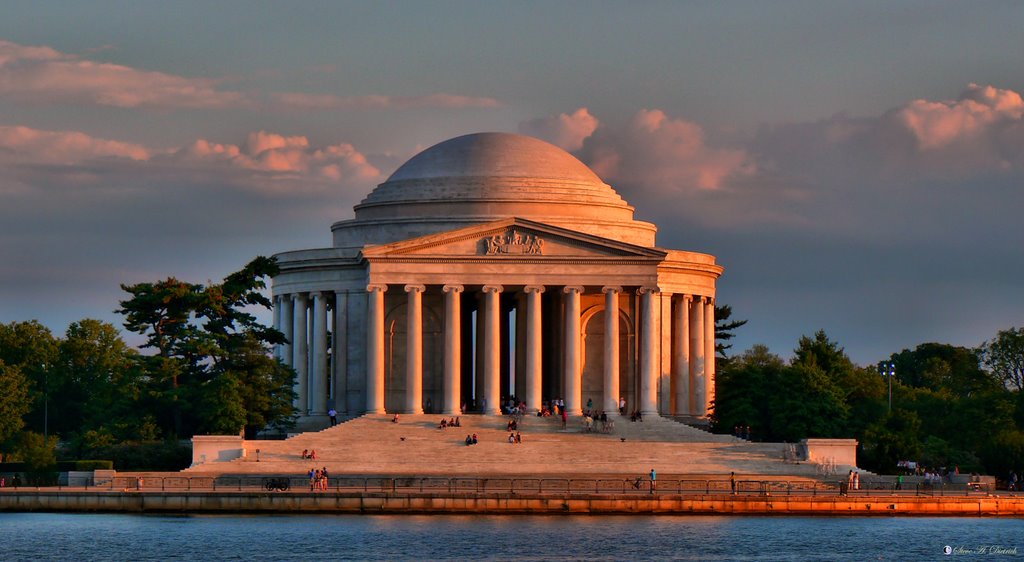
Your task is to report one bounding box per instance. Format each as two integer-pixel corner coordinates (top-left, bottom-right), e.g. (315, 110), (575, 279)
(650, 468), (657, 494)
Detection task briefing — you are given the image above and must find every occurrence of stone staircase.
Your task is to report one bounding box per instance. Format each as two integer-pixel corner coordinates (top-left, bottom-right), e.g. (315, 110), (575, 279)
(186, 414), (836, 480)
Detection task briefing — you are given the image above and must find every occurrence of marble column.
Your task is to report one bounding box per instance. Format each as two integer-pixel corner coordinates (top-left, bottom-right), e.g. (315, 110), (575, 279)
(639, 287), (658, 416)
(523, 285), (544, 414)
(291, 293), (309, 414)
(673, 295), (691, 416)
(602, 286), (621, 415)
(704, 297), (716, 418)
(563, 286), (583, 416)
(280, 294), (294, 368)
(272, 295), (281, 360)
(482, 285), (503, 415)
(442, 285), (463, 415)
(311, 291), (329, 415)
(404, 284), (425, 414)
(690, 296), (706, 417)
(333, 291), (348, 415)
(366, 284), (387, 414)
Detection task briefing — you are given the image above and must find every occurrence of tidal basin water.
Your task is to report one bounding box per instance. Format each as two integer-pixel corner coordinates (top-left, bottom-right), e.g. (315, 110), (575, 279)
(0, 513), (1020, 561)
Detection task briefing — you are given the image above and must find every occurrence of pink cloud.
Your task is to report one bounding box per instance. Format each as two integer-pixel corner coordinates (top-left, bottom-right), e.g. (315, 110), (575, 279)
(271, 91), (501, 110)
(892, 83), (1024, 150)
(0, 125), (150, 163)
(518, 107), (599, 151)
(175, 130), (380, 182)
(579, 109), (752, 191)
(0, 39), (247, 109)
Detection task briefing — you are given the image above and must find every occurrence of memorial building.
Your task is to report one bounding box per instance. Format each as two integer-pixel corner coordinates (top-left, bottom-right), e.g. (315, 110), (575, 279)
(271, 132), (721, 425)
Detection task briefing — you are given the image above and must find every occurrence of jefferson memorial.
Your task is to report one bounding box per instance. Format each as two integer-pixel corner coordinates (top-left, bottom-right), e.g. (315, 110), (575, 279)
(270, 133), (721, 424)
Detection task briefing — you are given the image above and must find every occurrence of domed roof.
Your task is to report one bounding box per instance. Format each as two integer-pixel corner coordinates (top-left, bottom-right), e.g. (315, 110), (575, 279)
(386, 132), (604, 184)
(334, 132), (657, 247)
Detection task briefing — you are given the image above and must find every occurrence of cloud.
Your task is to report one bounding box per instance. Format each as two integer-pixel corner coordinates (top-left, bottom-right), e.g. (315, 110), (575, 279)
(0, 125), (150, 164)
(0, 39), (247, 109)
(578, 108), (753, 192)
(271, 91), (502, 110)
(518, 107), (599, 151)
(174, 131), (380, 183)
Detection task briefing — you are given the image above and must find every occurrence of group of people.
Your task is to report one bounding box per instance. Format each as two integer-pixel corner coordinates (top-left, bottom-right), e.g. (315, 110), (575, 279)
(438, 417), (462, 429)
(300, 449), (317, 460)
(733, 425), (752, 440)
(464, 433), (479, 446)
(507, 432), (523, 443)
(308, 467), (329, 491)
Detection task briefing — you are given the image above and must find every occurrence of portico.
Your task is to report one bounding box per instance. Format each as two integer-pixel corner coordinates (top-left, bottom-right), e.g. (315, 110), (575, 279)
(271, 133), (722, 425)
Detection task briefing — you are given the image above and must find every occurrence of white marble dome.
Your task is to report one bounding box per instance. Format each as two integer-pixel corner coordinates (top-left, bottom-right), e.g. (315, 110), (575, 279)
(331, 132), (657, 248)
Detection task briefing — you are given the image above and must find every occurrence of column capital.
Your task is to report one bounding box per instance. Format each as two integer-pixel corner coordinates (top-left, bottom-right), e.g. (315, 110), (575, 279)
(482, 284), (503, 294)
(601, 285), (622, 294)
(523, 285), (545, 294)
(309, 290), (323, 298)
(291, 292), (307, 302)
(404, 284), (426, 294)
(366, 283), (388, 293)
(680, 293), (693, 303)
(442, 284), (464, 294)
(637, 286), (659, 295)
(563, 285), (584, 295)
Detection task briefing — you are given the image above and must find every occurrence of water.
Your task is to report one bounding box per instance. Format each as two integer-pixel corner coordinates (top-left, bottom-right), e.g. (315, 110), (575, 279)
(0, 513), (1020, 561)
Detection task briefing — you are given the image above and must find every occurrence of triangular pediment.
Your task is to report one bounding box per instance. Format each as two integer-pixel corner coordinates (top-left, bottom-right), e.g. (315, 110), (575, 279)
(362, 218), (665, 260)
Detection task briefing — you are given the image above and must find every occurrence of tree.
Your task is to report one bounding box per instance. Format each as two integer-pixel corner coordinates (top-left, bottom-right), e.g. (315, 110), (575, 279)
(714, 304), (747, 358)
(52, 319), (140, 438)
(981, 327), (1024, 391)
(0, 360), (30, 449)
(712, 344), (780, 435)
(0, 320), (59, 434)
(117, 257), (296, 438)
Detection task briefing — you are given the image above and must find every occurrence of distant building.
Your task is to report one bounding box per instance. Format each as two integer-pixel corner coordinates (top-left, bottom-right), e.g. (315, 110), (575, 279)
(271, 133), (720, 425)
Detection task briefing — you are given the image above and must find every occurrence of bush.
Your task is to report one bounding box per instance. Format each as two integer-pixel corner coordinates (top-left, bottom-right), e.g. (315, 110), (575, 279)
(88, 441), (191, 471)
(55, 460), (114, 471)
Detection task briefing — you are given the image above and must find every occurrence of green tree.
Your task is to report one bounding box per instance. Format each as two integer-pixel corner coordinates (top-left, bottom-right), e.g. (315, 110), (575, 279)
(714, 304), (747, 358)
(981, 327), (1024, 391)
(117, 257), (295, 438)
(712, 344), (780, 436)
(0, 360), (31, 453)
(0, 321), (59, 434)
(51, 319), (140, 438)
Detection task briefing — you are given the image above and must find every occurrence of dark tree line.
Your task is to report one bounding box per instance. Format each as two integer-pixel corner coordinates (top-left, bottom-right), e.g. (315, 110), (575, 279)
(0, 257), (297, 468)
(713, 330), (1024, 476)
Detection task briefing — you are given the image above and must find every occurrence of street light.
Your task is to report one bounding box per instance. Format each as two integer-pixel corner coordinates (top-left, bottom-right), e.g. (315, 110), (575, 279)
(880, 362), (896, 412)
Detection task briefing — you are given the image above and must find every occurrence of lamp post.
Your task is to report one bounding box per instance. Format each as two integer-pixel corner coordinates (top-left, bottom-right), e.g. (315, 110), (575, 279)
(880, 362), (896, 412)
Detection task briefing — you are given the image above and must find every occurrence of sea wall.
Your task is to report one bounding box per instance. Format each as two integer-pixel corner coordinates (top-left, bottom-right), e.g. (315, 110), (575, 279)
(1, 490), (1022, 516)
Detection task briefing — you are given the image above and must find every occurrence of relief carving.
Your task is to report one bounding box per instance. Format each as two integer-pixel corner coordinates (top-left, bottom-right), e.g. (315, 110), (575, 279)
(484, 229), (544, 255)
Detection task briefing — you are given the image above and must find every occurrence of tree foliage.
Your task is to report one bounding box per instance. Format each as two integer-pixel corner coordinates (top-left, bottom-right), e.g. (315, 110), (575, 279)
(981, 327), (1024, 391)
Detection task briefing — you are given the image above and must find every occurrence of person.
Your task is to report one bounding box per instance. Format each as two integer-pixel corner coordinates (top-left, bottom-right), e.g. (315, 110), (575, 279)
(561, 408), (568, 429)
(465, 435), (473, 446)
(730, 472), (736, 495)
(508, 432), (515, 443)
(619, 397), (626, 416)
(321, 467), (329, 491)
(515, 432), (522, 444)
(586, 398), (593, 415)
(649, 468), (656, 494)
(310, 449), (317, 461)
(455, 416), (461, 427)
(392, 414), (400, 423)
(853, 470), (860, 491)
(302, 449), (309, 459)
(895, 474), (903, 491)
(1009, 471), (1018, 492)
(328, 408), (338, 426)
(471, 433), (478, 445)
(439, 418), (447, 429)
(632, 476), (642, 490)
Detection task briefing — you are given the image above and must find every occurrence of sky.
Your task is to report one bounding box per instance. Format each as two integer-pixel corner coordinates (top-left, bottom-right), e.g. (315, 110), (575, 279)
(1, 1), (1022, 365)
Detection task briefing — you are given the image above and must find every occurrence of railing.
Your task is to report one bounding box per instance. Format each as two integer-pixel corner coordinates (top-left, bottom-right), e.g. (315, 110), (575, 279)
(0, 476), (1001, 496)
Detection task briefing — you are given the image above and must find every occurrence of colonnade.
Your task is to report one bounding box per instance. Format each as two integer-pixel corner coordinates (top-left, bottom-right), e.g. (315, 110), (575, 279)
(273, 284), (716, 420)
